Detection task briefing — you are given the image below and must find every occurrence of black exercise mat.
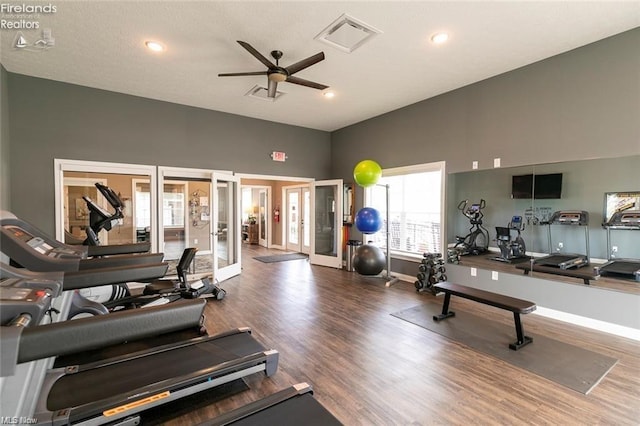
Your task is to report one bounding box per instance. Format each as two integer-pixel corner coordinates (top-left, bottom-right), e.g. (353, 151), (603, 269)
(254, 253), (308, 263)
(391, 302), (618, 394)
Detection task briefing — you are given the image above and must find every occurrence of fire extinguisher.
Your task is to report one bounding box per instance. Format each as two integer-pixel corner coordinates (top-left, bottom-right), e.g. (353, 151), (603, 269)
(274, 206), (280, 223)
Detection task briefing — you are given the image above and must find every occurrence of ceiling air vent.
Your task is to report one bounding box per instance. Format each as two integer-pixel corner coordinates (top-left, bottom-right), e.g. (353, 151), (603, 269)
(245, 85), (285, 102)
(314, 13), (382, 53)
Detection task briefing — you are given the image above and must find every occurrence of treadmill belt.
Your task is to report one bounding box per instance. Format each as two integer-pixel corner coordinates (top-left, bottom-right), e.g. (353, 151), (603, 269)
(225, 393), (342, 426)
(535, 254), (575, 266)
(600, 260), (640, 275)
(48, 332), (265, 411)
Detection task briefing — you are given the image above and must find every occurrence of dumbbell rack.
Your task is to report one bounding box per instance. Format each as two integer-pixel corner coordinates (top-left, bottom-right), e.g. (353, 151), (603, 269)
(415, 252), (447, 295)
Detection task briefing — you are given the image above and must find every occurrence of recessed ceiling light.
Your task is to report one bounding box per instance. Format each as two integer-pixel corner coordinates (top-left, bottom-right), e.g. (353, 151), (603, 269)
(323, 91), (335, 99)
(430, 32), (449, 44)
(145, 41), (165, 52)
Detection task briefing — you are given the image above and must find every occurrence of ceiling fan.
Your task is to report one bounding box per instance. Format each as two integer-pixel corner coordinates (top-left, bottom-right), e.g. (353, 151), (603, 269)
(218, 40), (329, 98)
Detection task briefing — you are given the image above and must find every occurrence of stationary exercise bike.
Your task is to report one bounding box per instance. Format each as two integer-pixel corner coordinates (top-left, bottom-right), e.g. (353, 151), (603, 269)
(491, 215), (529, 263)
(454, 199), (489, 256)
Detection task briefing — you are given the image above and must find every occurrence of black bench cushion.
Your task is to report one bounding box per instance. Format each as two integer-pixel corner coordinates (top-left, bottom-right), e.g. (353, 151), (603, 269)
(434, 282), (536, 314)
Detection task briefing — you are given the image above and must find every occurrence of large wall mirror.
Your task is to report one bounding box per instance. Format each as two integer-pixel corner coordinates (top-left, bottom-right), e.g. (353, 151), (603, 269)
(447, 155), (639, 295)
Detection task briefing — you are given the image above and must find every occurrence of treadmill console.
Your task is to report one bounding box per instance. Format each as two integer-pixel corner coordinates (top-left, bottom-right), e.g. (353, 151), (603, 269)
(3, 225), (84, 259)
(0, 286), (52, 326)
(549, 210), (589, 226)
(603, 210), (640, 229)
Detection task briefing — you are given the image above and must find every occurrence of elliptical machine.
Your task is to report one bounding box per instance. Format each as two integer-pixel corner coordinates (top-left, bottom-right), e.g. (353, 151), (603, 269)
(491, 215), (529, 263)
(454, 199), (489, 256)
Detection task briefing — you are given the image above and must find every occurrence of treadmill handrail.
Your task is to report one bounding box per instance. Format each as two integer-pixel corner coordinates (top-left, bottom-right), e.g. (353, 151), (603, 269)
(17, 299), (206, 363)
(62, 263), (169, 289)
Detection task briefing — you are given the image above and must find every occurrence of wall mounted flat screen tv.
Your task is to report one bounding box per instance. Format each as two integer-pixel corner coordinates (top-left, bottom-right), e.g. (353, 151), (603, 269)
(512, 173), (563, 199)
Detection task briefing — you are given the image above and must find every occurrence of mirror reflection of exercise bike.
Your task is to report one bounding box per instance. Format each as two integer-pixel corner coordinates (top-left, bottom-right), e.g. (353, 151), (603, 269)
(491, 215), (530, 263)
(454, 199), (489, 256)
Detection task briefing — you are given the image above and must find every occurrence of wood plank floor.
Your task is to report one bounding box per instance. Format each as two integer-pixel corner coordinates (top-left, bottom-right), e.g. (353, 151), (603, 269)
(163, 245), (640, 425)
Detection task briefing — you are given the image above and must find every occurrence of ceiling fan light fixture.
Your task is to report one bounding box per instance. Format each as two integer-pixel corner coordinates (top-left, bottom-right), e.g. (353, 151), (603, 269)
(315, 13), (382, 53)
(268, 72), (287, 83)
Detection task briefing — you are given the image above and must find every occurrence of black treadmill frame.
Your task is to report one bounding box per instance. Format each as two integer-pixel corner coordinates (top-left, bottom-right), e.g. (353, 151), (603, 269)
(33, 328), (279, 425)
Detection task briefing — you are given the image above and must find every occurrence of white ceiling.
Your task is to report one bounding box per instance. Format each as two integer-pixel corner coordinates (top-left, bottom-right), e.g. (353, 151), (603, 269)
(1, 1), (638, 132)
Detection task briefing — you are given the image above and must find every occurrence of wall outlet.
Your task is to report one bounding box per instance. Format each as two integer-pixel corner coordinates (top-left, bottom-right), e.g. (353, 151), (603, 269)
(472, 161), (478, 170)
(612, 246), (618, 253)
(492, 271), (499, 280)
(557, 242), (563, 252)
(494, 158), (501, 168)
(471, 267), (477, 277)
(194, 239), (198, 244)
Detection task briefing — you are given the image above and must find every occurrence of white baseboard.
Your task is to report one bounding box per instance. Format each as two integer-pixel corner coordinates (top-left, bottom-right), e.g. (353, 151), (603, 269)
(388, 269), (639, 341)
(533, 306), (640, 341)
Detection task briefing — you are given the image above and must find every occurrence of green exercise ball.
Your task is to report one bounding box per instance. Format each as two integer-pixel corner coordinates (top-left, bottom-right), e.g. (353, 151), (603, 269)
(353, 160), (382, 188)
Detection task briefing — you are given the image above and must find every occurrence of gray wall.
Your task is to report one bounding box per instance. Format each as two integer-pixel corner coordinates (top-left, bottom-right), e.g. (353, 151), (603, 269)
(330, 29), (640, 329)
(331, 28), (640, 178)
(0, 66), (9, 211)
(6, 73), (331, 235)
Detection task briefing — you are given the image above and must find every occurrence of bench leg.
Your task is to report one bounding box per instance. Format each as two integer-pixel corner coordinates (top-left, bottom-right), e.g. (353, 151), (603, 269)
(509, 312), (533, 350)
(433, 293), (455, 321)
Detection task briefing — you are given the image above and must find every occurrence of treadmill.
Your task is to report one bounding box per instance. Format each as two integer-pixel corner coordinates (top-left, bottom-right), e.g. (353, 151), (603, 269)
(595, 210), (640, 281)
(534, 210), (591, 269)
(0, 211), (172, 316)
(202, 383), (342, 426)
(0, 211), (165, 272)
(1, 287), (279, 426)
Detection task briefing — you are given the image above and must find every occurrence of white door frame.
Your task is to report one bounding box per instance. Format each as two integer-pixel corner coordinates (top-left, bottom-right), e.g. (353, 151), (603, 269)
(309, 179), (343, 268)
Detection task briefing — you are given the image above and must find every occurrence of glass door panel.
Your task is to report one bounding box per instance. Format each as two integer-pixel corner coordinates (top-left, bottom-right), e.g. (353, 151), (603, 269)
(259, 189), (267, 247)
(213, 172), (241, 282)
(61, 171), (151, 248)
(158, 167), (215, 276)
(310, 179), (343, 268)
(161, 181), (187, 260)
(287, 189), (300, 251)
(302, 187), (310, 253)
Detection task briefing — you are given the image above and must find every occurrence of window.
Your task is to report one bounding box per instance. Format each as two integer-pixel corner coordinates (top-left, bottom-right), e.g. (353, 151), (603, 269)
(364, 162), (445, 257)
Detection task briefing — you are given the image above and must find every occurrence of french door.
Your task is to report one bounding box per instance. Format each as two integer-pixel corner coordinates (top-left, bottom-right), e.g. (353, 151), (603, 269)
(212, 172), (241, 282)
(158, 167), (241, 282)
(309, 179), (343, 268)
(258, 189), (268, 247)
(285, 186), (310, 254)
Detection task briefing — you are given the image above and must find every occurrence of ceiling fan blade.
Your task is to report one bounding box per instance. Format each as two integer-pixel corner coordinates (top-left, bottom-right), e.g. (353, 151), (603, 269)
(237, 40), (276, 69)
(286, 75), (328, 91)
(267, 79), (278, 98)
(218, 71), (268, 77)
(285, 52), (325, 75)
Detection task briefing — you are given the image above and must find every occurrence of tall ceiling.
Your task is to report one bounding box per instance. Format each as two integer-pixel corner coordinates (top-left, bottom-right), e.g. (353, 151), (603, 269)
(1, 1), (638, 131)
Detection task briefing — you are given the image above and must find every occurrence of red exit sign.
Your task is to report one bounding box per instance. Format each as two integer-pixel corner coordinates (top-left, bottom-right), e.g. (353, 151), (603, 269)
(271, 151), (287, 162)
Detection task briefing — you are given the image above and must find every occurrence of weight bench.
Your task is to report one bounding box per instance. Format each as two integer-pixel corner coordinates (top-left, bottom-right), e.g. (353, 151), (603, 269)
(432, 282), (536, 350)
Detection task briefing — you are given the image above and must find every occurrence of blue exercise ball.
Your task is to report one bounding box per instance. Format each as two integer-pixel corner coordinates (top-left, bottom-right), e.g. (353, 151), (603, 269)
(353, 244), (386, 276)
(355, 207), (383, 234)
